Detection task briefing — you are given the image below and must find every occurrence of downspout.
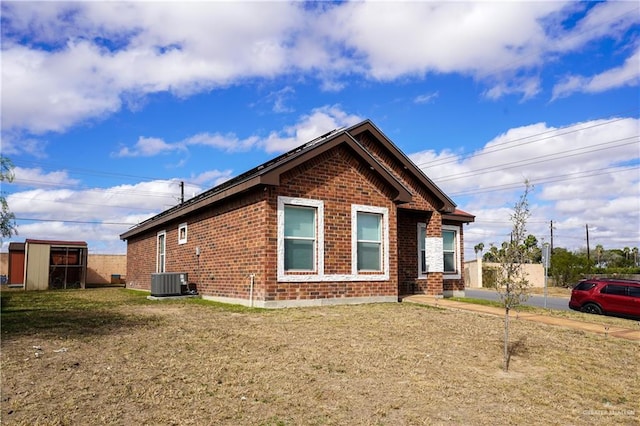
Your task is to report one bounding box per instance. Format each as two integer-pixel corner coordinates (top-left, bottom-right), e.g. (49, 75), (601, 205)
(249, 274), (255, 308)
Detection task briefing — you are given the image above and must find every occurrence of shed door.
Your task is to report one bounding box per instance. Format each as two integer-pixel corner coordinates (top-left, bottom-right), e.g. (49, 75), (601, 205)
(25, 244), (50, 291)
(8, 251), (25, 284)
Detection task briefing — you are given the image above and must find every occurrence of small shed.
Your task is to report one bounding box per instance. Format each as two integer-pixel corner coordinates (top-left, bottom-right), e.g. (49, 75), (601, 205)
(7, 242), (25, 285)
(10, 240), (88, 290)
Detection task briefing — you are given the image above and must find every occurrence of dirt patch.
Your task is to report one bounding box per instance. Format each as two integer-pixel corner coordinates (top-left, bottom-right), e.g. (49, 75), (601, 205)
(1, 290), (638, 425)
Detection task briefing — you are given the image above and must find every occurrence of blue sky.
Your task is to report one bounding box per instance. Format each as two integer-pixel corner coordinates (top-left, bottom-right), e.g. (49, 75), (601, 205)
(1, 1), (639, 259)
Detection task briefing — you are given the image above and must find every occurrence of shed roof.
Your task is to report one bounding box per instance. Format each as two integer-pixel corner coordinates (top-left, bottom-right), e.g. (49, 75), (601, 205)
(25, 239), (87, 247)
(121, 119), (462, 240)
(8, 242), (25, 251)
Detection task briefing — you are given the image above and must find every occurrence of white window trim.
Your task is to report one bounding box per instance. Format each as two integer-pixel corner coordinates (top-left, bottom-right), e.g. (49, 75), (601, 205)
(156, 230), (166, 273)
(443, 224), (461, 279)
(277, 197), (324, 282)
(351, 204), (389, 281)
(178, 223), (188, 245)
(277, 199), (391, 283)
(418, 222), (427, 278)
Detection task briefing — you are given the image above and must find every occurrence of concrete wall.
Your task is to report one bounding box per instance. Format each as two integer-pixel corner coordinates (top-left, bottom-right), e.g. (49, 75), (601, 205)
(465, 259), (545, 288)
(87, 254), (127, 284)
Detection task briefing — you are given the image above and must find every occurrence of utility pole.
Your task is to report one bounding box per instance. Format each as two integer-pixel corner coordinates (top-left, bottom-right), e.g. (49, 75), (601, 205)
(550, 220), (554, 254)
(180, 181), (184, 205)
(586, 224), (590, 268)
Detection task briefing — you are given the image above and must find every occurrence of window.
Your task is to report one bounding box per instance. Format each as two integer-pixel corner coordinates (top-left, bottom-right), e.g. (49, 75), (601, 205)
(442, 225), (461, 279)
(357, 212), (382, 271)
(284, 206), (316, 270)
(628, 286), (640, 298)
(178, 223), (187, 245)
(601, 284), (627, 296)
(574, 281), (596, 291)
(418, 223), (426, 276)
(421, 225), (458, 276)
(443, 229), (456, 273)
(157, 231), (166, 273)
(277, 197), (324, 280)
(352, 205), (388, 276)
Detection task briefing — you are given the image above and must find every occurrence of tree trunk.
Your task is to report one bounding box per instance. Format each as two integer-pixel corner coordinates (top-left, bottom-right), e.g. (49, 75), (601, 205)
(503, 306), (509, 372)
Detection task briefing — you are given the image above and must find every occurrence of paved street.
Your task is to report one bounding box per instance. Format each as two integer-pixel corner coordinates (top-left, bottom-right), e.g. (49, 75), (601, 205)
(465, 288), (570, 311)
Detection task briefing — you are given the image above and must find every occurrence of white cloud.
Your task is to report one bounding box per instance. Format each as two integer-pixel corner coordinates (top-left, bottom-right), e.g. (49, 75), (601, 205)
(3, 1), (638, 135)
(184, 133), (260, 153)
(188, 170), (234, 187)
(12, 167), (80, 188)
(260, 105), (363, 153)
(115, 136), (186, 157)
(549, 2), (640, 53)
(410, 116), (640, 256)
(112, 105), (363, 158)
(319, 1), (559, 78)
(3, 176), (215, 253)
(552, 47), (640, 100)
(414, 91), (439, 105)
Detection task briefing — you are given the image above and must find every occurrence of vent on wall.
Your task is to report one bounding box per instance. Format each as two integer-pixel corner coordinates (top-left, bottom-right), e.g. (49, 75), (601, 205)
(151, 272), (188, 297)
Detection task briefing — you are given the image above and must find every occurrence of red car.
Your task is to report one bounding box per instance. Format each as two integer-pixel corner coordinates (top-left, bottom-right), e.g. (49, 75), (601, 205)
(569, 279), (640, 320)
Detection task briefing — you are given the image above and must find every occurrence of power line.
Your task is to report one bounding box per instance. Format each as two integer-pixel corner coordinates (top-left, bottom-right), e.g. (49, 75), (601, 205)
(415, 114), (637, 169)
(448, 163), (638, 197)
(7, 190), (175, 211)
(12, 158), (205, 188)
(435, 136), (638, 182)
(7, 178), (182, 199)
(15, 217), (136, 226)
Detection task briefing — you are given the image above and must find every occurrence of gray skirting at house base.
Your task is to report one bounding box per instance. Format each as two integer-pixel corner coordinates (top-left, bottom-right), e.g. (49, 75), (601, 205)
(146, 294), (201, 301)
(201, 294), (398, 309)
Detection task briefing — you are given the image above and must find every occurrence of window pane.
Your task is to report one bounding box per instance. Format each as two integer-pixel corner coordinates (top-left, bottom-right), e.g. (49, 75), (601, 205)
(284, 206), (315, 238)
(358, 213), (381, 241)
(444, 252), (455, 272)
(358, 242), (381, 270)
(284, 239), (314, 270)
(418, 226), (425, 250)
(443, 230), (455, 251)
(602, 285), (626, 295)
(421, 250), (426, 273)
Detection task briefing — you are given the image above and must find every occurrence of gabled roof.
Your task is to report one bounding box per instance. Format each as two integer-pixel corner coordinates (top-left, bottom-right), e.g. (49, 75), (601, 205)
(347, 120), (456, 213)
(121, 119), (459, 240)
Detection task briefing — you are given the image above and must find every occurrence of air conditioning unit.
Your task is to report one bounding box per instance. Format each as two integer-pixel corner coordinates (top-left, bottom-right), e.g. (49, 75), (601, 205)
(151, 272), (188, 297)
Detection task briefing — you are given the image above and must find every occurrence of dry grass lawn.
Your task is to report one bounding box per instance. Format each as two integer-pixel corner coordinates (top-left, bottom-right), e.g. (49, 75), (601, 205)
(1, 288), (638, 425)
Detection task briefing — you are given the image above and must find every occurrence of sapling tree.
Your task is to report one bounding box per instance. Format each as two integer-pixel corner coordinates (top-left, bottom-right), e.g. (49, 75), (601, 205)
(495, 182), (532, 372)
(1, 155), (18, 239)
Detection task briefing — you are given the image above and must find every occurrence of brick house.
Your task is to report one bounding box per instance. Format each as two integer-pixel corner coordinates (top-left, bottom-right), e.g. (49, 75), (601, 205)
(120, 120), (474, 308)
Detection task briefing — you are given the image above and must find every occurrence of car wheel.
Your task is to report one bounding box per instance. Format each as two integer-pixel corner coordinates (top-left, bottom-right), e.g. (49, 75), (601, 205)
(581, 303), (602, 315)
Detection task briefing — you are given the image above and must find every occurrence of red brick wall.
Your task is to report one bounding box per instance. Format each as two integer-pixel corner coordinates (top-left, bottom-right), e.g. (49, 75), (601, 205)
(357, 133), (445, 212)
(265, 145), (398, 301)
(125, 146), (400, 303)
(126, 189), (268, 299)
